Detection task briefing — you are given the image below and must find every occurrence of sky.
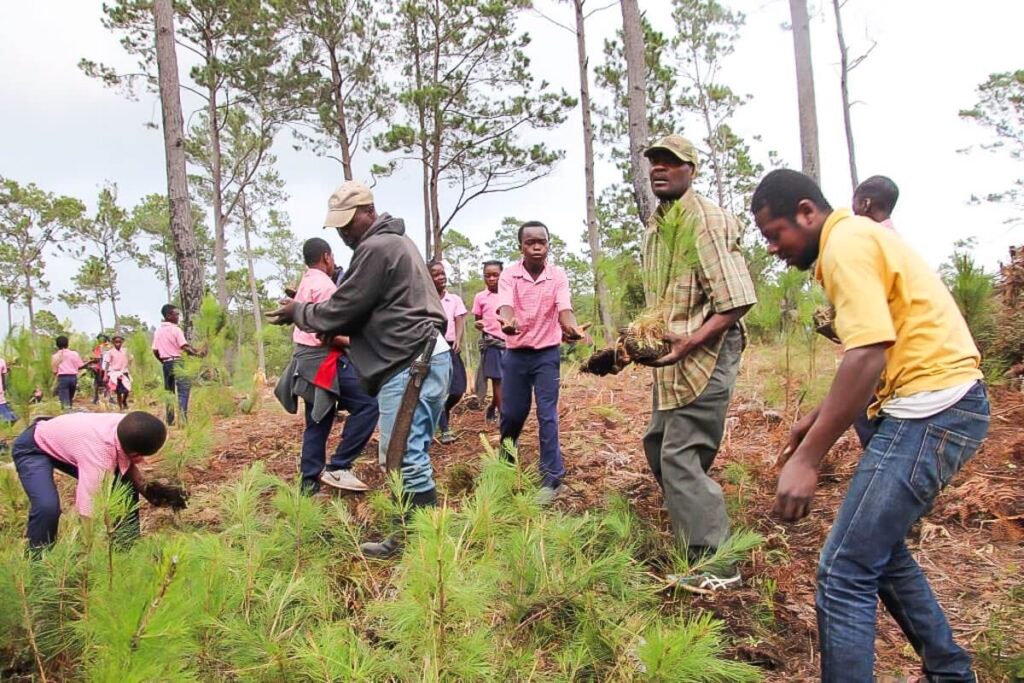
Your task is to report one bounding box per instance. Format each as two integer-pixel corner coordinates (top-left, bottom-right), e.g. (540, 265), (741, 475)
(1, 0), (1022, 334)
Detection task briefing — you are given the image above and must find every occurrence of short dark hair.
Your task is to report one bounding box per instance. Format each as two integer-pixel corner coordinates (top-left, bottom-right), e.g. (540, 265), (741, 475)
(854, 175), (899, 214)
(160, 304), (177, 319)
(751, 169), (833, 221)
(427, 259), (445, 272)
(302, 237), (332, 267)
(112, 335), (124, 342)
(518, 221), (549, 244)
(117, 412), (167, 456)
(55, 335), (69, 349)
(482, 260), (503, 271)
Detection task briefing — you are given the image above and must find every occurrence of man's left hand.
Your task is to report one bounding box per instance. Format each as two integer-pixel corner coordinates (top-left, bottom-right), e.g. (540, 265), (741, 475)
(646, 332), (695, 367)
(772, 456), (819, 522)
(266, 299), (297, 326)
(452, 339), (461, 354)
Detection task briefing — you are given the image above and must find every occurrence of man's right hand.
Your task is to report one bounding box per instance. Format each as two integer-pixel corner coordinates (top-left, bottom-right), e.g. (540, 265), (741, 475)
(266, 299), (297, 326)
(779, 406), (821, 467)
(474, 320), (485, 332)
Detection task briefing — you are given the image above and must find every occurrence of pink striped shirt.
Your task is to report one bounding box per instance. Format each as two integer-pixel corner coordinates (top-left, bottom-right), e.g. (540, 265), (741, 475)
(105, 347), (129, 372)
(496, 260), (572, 350)
(52, 349), (85, 375)
(439, 291), (468, 343)
(0, 357), (7, 404)
(471, 289), (506, 340)
(34, 413), (137, 516)
(152, 322), (188, 361)
(292, 268), (338, 346)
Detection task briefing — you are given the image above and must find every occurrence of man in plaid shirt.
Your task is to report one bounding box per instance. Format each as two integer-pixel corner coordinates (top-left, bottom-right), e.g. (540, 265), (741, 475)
(639, 135), (757, 589)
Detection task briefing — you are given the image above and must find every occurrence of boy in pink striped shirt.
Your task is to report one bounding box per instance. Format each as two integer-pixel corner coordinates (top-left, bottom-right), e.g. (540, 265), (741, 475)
(51, 335), (88, 409)
(105, 335), (132, 410)
(496, 221), (588, 499)
(12, 411), (172, 548)
(0, 356), (14, 423)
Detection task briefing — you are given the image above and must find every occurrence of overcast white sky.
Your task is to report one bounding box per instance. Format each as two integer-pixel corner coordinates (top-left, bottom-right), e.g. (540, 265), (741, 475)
(1, 0), (1022, 333)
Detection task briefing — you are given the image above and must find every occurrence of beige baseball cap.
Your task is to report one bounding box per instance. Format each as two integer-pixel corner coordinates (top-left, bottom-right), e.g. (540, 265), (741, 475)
(644, 134), (699, 174)
(323, 181), (374, 229)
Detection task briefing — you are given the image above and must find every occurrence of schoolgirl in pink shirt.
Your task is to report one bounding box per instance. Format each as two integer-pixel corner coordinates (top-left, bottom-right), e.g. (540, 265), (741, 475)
(471, 260), (506, 423)
(429, 261), (467, 443)
(105, 335), (132, 410)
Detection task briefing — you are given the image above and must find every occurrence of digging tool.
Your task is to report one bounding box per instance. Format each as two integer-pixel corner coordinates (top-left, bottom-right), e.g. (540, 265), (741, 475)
(384, 335), (438, 472)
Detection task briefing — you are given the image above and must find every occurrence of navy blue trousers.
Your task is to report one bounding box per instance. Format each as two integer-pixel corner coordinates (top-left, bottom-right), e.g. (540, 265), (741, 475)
(499, 346), (564, 488)
(56, 374), (77, 409)
(13, 423), (139, 548)
(161, 359), (190, 425)
(300, 357), (379, 490)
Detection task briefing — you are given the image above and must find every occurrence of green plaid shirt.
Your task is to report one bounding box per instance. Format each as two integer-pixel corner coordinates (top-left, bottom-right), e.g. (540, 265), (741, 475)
(641, 190), (757, 410)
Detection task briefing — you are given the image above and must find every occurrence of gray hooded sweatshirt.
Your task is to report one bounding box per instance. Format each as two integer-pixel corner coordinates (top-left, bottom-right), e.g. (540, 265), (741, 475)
(292, 213), (445, 396)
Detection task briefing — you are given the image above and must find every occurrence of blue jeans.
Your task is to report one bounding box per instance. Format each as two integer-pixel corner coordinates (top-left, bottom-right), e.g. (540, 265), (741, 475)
(299, 357), (380, 490)
(162, 359), (190, 425)
(0, 403), (16, 423)
(817, 382), (989, 682)
(13, 423), (140, 548)
(377, 351), (451, 494)
(499, 346), (564, 488)
(56, 374), (78, 409)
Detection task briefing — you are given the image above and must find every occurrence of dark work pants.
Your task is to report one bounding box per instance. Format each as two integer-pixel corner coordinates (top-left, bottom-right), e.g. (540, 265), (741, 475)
(299, 357), (379, 489)
(499, 345), (563, 488)
(13, 424), (140, 548)
(643, 327), (742, 551)
(162, 359), (190, 425)
(56, 374), (78, 409)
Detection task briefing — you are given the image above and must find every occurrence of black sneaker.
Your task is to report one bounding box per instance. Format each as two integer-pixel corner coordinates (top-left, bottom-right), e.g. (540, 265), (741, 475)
(360, 536), (401, 559)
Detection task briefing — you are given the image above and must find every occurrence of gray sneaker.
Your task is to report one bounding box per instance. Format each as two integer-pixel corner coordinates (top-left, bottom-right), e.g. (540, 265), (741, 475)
(439, 430), (457, 444)
(360, 536), (401, 559)
(666, 569), (741, 591)
(320, 469), (369, 492)
(534, 484), (566, 506)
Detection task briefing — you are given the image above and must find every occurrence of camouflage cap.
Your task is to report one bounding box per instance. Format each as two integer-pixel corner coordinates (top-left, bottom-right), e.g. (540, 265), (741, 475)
(644, 134), (699, 174)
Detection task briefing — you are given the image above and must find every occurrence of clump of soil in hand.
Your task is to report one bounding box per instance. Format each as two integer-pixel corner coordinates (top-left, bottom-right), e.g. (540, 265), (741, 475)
(622, 311), (670, 364)
(582, 348), (621, 376)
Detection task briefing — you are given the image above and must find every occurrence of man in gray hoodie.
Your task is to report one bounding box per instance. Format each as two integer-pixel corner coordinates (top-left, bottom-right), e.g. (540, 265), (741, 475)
(268, 181), (451, 558)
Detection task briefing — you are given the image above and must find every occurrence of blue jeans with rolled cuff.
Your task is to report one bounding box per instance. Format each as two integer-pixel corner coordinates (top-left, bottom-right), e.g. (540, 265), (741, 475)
(817, 382), (988, 682)
(376, 351), (452, 494)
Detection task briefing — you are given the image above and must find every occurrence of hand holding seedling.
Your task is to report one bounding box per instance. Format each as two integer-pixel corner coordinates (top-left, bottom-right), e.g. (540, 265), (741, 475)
(474, 319), (485, 332)
(266, 298), (297, 326)
(643, 331), (696, 367)
(773, 457), (819, 522)
(499, 315), (519, 335)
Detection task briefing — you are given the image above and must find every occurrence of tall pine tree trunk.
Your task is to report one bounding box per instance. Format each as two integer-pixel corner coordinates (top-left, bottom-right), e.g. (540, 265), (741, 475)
(154, 0), (203, 333)
(108, 282), (120, 332)
(832, 0), (858, 190)
(619, 0), (656, 224)
(789, 0), (821, 183)
(328, 47), (354, 181)
(163, 251), (173, 302)
(239, 192), (266, 378)
(6, 300), (13, 337)
(574, 0), (614, 344)
(205, 56), (229, 309)
(22, 269), (34, 333)
(97, 300), (106, 333)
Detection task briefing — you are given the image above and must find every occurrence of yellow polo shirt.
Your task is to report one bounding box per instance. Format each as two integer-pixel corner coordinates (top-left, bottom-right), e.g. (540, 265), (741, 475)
(815, 209), (982, 416)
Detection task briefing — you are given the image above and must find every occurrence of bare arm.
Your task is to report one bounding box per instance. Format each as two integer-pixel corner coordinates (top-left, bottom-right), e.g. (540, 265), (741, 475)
(454, 314), (466, 353)
(646, 305), (752, 367)
(773, 343), (888, 521)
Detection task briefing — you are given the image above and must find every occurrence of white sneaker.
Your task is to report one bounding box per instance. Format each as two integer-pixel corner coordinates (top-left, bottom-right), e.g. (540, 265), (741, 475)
(320, 469), (369, 492)
(534, 484), (566, 506)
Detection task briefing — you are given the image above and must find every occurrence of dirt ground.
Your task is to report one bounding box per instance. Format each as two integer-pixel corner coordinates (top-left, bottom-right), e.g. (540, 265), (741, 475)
(156, 366), (1024, 682)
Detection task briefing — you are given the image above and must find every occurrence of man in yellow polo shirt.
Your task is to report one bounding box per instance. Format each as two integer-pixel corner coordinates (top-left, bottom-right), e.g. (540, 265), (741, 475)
(751, 169), (988, 683)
